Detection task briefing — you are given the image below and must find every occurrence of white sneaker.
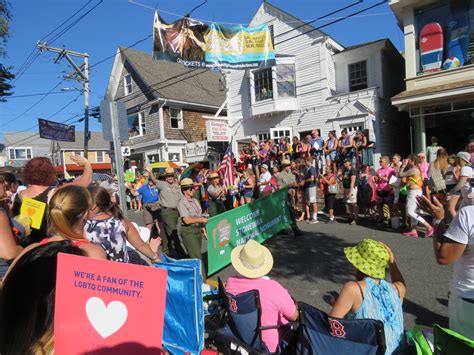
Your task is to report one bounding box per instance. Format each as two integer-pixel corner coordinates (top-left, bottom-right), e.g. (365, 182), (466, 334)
(308, 219), (319, 224)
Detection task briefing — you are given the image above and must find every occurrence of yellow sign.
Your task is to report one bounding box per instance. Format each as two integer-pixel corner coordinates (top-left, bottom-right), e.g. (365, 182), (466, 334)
(20, 197), (47, 230)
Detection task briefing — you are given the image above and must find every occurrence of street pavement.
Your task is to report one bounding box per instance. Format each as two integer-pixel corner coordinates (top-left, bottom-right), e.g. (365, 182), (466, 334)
(128, 210), (451, 330)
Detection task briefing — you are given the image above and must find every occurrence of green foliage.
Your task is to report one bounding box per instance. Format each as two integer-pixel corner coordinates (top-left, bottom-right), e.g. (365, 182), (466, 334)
(0, 0), (13, 100)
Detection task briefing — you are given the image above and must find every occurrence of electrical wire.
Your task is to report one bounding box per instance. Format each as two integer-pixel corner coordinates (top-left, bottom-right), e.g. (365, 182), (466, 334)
(7, 91), (69, 99)
(273, 0), (363, 39)
(274, 0), (388, 46)
(13, 1), (92, 82)
(1, 81), (65, 127)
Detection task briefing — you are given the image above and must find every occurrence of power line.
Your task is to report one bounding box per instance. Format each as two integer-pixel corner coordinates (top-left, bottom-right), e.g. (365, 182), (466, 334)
(88, 34), (152, 70)
(273, 0), (363, 40)
(274, 0), (388, 46)
(12, 0), (101, 83)
(1, 80), (65, 127)
(7, 91), (69, 99)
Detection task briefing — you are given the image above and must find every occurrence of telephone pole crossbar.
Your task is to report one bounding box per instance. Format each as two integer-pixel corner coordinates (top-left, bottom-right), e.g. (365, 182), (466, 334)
(37, 42), (90, 158)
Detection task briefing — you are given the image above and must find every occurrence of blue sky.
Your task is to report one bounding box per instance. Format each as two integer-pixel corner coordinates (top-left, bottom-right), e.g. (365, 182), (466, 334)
(1, 0), (403, 142)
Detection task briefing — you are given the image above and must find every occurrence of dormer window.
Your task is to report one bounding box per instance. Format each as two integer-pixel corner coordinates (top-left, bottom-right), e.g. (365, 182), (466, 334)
(348, 60), (368, 92)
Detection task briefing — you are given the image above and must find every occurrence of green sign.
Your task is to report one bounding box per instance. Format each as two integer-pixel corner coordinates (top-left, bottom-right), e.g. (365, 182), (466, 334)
(124, 170), (136, 182)
(206, 188), (291, 275)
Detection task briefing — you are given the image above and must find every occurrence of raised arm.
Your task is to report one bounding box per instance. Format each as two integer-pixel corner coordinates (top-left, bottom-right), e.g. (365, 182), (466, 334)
(124, 219), (160, 262)
(68, 155), (93, 187)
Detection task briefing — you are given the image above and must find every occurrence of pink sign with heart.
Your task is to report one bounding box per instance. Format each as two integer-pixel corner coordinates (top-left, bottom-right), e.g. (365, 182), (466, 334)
(54, 253), (167, 354)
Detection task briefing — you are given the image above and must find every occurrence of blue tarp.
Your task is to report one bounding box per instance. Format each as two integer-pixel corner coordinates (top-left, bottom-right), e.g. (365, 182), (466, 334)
(154, 256), (204, 354)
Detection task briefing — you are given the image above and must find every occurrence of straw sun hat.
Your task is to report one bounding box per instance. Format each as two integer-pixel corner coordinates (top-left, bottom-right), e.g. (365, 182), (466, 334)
(231, 240), (273, 279)
(343, 239), (389, 279)
(165, 167), (175, 175)
(209, 172), (219, 180)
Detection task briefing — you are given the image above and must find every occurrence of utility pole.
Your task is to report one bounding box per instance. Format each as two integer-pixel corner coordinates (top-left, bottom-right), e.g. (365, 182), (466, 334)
(37, 42), (90, 158)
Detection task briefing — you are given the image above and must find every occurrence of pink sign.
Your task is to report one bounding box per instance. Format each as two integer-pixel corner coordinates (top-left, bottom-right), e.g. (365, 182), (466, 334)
(54, 253), (167, 354)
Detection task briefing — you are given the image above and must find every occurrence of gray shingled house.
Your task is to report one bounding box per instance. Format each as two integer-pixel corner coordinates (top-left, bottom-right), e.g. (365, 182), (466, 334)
(104, 47), (227, 167)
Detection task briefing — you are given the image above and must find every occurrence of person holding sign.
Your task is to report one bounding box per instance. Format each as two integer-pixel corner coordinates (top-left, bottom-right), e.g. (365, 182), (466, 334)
(178, 178), (208, 277)
(11, 155), (92, 246)
(0, 240), (88, 354)
(146, 166), (187, 259)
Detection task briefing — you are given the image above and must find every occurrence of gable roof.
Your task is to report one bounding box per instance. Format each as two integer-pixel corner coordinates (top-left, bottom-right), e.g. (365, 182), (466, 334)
(55, 131), (109, 150)
(256, 1), (344, 49)
(3, 132), (51, 148)
(118, 48), (226, 108)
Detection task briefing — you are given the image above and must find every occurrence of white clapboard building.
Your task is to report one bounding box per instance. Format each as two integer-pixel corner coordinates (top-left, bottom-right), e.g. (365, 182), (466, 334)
(227, 2), (409, 163)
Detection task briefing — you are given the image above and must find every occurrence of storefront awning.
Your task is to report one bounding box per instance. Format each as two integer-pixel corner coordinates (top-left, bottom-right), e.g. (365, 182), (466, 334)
(392, 79), (474, 110)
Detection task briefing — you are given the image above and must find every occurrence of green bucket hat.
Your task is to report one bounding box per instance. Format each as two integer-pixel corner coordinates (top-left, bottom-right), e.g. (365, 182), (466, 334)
(344, 239), (389, 279)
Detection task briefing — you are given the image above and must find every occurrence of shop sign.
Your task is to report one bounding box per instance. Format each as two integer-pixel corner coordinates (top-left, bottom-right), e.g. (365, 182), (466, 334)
(206, 120), (230, 142)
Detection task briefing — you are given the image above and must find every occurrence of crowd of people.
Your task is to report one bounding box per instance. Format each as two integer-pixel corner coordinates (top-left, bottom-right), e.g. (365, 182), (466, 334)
(0, 129), (472, 353)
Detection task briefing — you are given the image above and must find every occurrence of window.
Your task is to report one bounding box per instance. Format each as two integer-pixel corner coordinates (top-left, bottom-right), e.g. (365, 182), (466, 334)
(96, 151), (104, 163)
(348, 61), (368, 92)
(271, 128), (292, 140)
(276, 64), (296, 98)
(268, 24), (274, 47)
(124, 74), (132, 95)
(254, 68), (273, 102)
(9, 148), (32, 160)
(341, 124), (363, 133)
(257, 132), (270, 142)
(147, 154), (160, 164)
(127, 111), (145, 137)
(415, 2), (474, 73)
(169, 108), (183, 129)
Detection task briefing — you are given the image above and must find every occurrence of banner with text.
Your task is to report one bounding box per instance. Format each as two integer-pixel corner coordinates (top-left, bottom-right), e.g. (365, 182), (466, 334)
(153, 11), (275, 69)
(38, 118), (75, 142)
(206, 188), (291, 275)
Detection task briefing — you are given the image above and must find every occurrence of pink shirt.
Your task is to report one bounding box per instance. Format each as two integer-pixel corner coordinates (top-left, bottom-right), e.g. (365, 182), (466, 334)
(419, 162), (429, 179)
(376, 166), (394, 191)
(225, 276), (296, 352)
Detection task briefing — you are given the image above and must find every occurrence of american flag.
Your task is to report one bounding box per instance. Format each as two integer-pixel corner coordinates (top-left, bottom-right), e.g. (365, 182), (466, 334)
(219, 142), (235, 189)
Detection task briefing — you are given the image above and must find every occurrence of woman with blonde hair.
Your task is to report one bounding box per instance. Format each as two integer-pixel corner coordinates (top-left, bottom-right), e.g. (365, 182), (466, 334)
(5, 186), (105, 273)
(428, 148), (448, 195)
(240, 169), (255, 204)
(399, 155), (434, 238)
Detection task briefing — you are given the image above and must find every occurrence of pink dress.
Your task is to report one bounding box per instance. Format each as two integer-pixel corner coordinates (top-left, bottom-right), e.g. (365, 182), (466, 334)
(419, 163), (429, 179)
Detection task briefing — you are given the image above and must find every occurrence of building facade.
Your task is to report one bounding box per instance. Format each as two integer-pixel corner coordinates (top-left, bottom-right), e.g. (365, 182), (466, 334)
(51, 132), (113, 176)
(227, 2), (410, 163)
(104, 47), (226, 168)
(3, 132), (51, 168)
(390, 0), (474, 153)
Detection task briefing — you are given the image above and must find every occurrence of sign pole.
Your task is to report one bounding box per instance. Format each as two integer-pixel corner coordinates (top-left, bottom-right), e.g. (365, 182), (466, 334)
(109, 101), (128, 219)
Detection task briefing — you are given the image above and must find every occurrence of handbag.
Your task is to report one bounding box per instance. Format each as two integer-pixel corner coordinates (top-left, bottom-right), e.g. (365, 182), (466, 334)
(328, 184), (339, 194)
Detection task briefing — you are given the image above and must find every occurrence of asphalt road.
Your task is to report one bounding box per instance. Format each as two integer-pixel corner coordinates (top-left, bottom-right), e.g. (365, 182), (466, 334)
(128, 210), (451, 330)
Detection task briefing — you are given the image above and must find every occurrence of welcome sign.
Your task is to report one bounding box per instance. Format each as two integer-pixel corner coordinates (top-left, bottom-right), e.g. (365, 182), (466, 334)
(206, 188), (291, 275)
(54, 254), (167, 354)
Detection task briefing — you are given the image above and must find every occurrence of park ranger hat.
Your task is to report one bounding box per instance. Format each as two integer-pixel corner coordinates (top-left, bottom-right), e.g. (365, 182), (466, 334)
(231, 240), (274, 279)
(180, 178), (194, 188)
(165, 167), (175, 176)
(261, 164), (268, 170)
(209, 172), (219, 180)
(281, 159), (291, 167)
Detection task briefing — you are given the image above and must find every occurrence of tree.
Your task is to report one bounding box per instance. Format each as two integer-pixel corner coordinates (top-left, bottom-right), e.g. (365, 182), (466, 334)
(0, 0), (14, 101)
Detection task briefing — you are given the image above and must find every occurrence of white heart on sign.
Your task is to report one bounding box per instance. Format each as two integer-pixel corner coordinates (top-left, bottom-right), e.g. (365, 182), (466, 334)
(85, 297), (128, 338)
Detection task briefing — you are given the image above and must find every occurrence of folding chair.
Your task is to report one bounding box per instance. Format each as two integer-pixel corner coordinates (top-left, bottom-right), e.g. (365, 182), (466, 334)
(211, 278), (295, 354)
(295, 302), (386, 355)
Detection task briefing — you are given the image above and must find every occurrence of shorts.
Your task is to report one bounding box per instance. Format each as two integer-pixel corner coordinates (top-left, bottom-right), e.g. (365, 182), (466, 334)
(326, 151), (337, 161)
(143, 202), (161, 225)
(344, 187), (358, 204)
(305, 186), (317, 203)
(243, 189), (253, 198)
